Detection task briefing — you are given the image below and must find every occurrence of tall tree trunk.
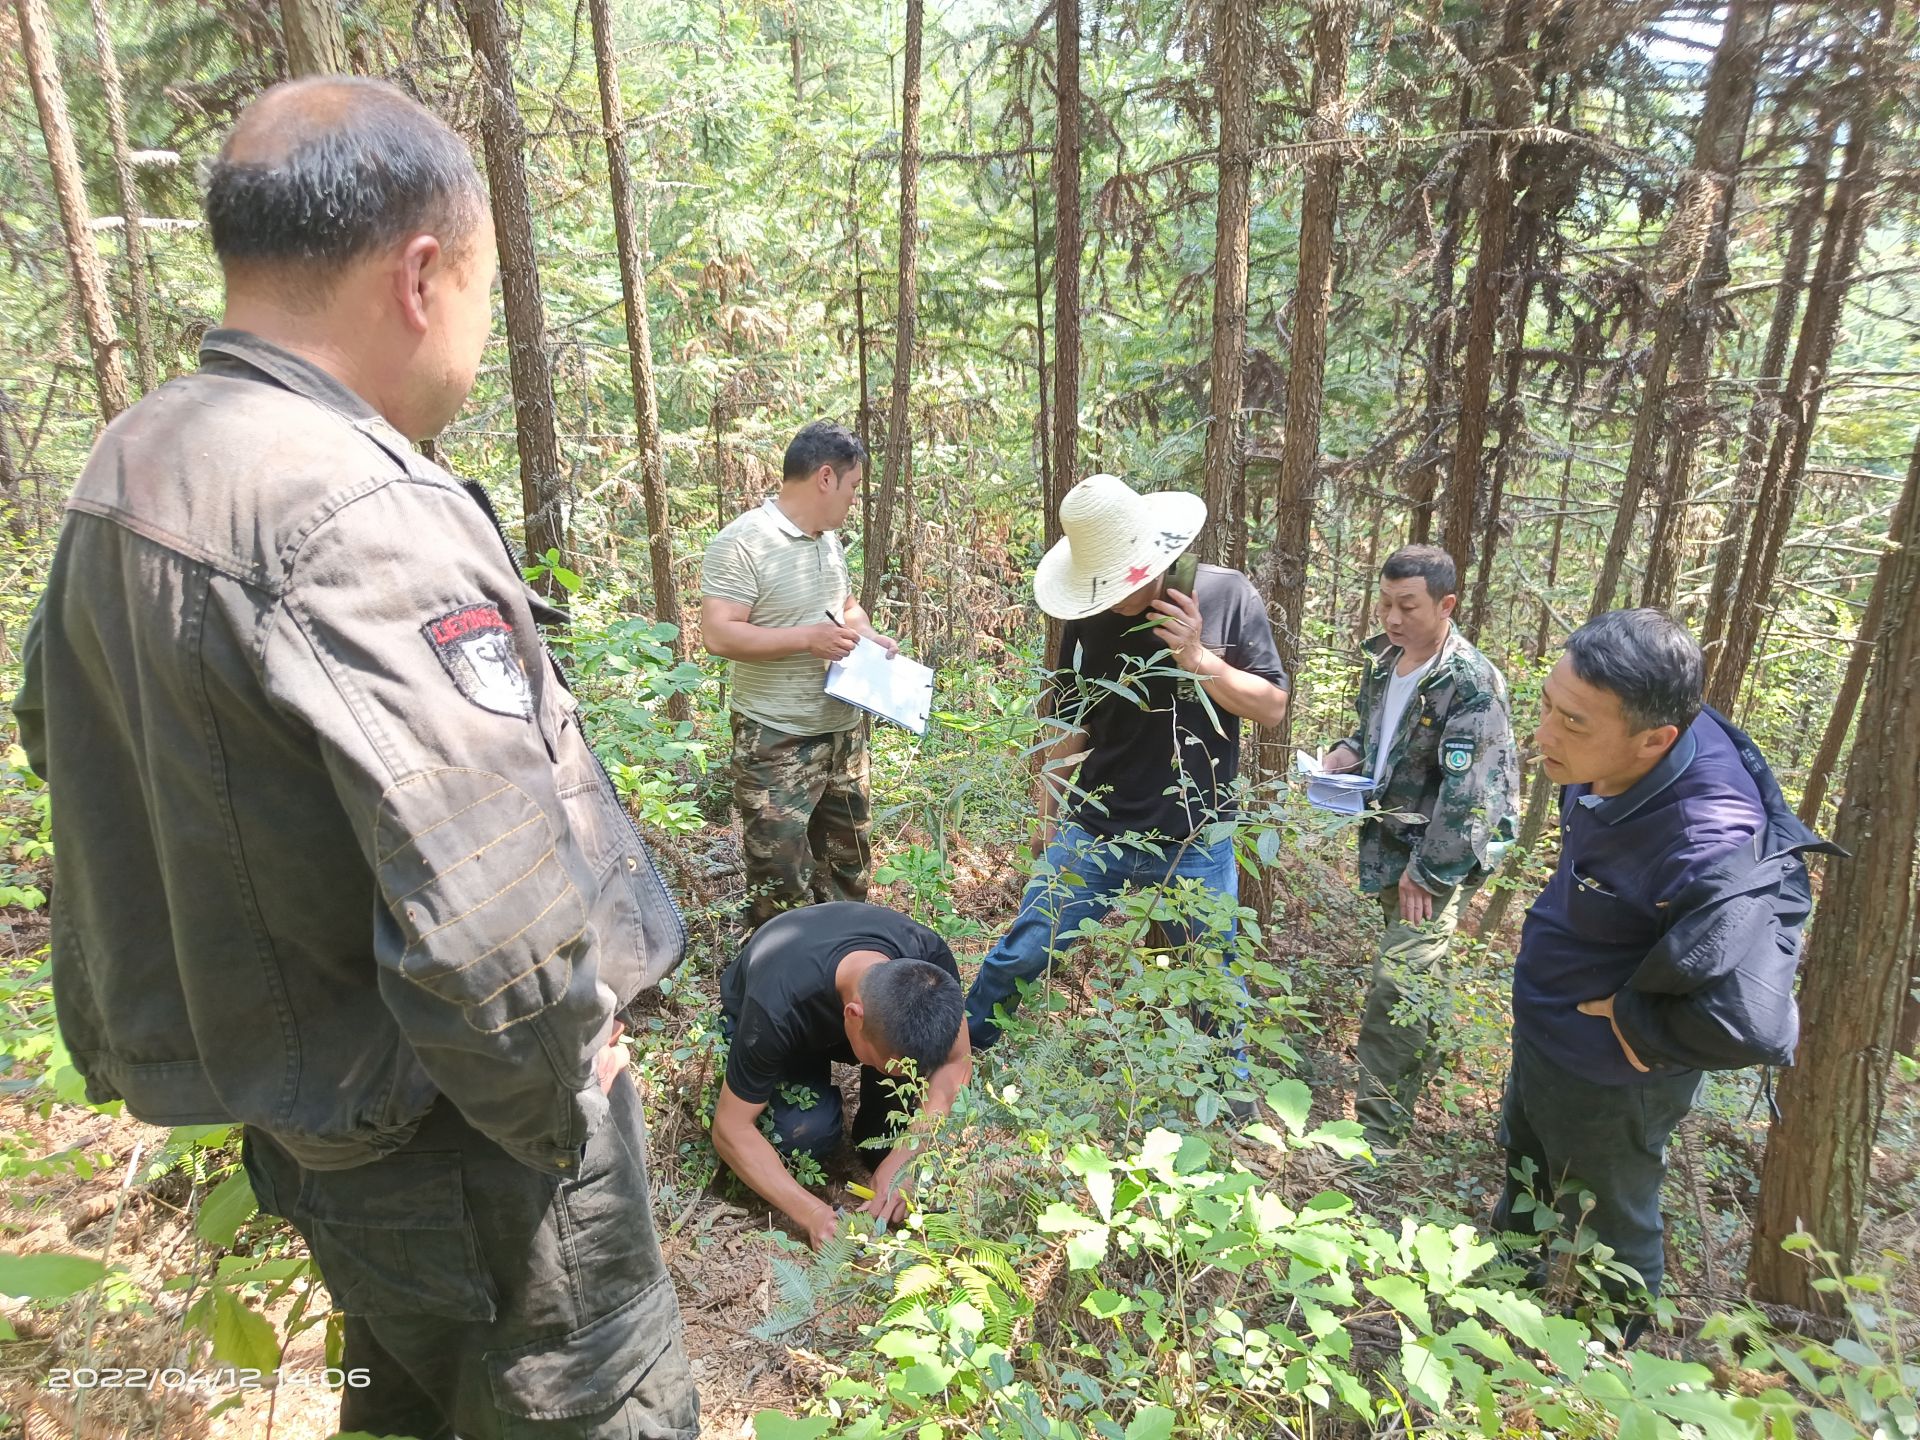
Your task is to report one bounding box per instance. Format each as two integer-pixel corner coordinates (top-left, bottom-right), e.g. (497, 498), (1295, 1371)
(589, 0), (688, 721)
(1533, 417), (1576, 659)
(862, 0), (922, 616)
(1028, 148), (1051, 529)
(1048, 0), (1083, 667)
(1441, 0), (1532, 571)
(16, 0), (130, 426)
(461, 0), (567, 571)
(1198, 0), (1260, 566)
(1591, 0), (1755, 617)
(849, 161), (873, 496)
(1749, 423), (1920, 1310)
(1699, 121), (1834, 675)
(1798, 434), (1917, 827)
(1465, 243), (1538, 639)
(1711, 4), (1894, 713)
(278, 0), (349, 74)
(1644, 2), (1763, 620)
(1267, 0), (1352, 717)
(87, 0), (157, 393)
(1407, 90), (1473, 545)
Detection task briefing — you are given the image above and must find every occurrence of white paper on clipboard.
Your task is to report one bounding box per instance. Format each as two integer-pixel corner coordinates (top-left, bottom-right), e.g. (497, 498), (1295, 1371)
(825, 638), (935, 735)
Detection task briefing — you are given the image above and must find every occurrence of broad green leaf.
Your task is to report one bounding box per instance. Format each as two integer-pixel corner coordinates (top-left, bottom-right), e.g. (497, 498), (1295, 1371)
(196, 1170), (258, 1248)
(202, 1286), (281, 1370)
(1123, 1405), (1175, 1440)
(1086, 1168), (1115, 1222)
(752, 1414), (834, 1440)
(1083, 1288), (1134, 1319)
(1366, 1274), (1433, 1334)
(1066, 1225), (1110, 1271)
(0, 1251), (107, 1300)
(1399, 1332), (1452, 1411)
(1135, 1128), (1181, 1177)
(1265, 1078), (1311, 1136)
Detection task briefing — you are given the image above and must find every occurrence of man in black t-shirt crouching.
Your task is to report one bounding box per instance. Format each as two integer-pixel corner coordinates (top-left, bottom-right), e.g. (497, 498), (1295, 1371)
(713, 902), (972, 1249)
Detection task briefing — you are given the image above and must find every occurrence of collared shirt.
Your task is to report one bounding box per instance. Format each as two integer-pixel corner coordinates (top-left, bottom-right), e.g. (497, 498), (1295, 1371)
(700, 497), (858, 736)
(1512, 713), (1764, 1084)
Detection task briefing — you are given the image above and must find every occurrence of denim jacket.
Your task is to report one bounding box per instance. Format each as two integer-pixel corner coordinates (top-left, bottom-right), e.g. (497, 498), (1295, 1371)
(13, 331), (684, 1173)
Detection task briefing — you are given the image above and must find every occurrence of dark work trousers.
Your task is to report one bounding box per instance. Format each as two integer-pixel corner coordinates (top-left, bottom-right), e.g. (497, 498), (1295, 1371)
(765, 1058), (912, 1167)
(243, 1075), (698, 1440)
(1492, 1029), (1703, 1298)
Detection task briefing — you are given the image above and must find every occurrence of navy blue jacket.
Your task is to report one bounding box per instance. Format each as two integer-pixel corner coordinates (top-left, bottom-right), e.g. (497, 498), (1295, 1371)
(1610, 711), (1843, 1072)
(1514, 708), (1840, 1080)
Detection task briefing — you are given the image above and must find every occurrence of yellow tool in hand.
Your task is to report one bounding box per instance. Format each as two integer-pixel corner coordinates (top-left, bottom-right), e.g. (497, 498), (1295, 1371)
(846, 1181), (876, 1201)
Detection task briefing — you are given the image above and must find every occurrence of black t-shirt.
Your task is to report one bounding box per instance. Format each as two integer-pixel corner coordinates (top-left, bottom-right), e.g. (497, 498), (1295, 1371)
(718, 902), (959, 1105)
(1052, 563), (1288, 841)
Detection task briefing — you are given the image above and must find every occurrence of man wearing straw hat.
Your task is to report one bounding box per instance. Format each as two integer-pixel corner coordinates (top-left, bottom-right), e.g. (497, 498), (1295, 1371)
(964, 474), (1290, 1050)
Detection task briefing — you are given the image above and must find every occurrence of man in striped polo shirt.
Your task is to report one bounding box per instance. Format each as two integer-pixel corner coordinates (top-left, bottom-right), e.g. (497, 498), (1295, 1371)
(701, 422), (898, 928)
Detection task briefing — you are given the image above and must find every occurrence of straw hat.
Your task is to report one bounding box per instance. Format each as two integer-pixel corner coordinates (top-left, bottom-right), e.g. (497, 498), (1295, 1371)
(1033, 474), (1208, 620)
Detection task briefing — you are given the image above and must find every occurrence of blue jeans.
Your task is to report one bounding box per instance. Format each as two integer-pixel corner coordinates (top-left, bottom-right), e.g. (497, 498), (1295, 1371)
(965, 822), (1240, 1048)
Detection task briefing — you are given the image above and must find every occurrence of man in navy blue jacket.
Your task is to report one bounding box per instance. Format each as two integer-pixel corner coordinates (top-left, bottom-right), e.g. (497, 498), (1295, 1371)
(1497, 609), (1835, 1307)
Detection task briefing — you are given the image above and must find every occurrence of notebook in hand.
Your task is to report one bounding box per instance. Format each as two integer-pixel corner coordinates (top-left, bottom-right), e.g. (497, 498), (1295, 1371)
(825, 638), (935, 735)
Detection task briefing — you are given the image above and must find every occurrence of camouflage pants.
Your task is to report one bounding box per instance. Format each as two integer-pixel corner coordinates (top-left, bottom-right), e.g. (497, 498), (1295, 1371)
(731, 714), (871, 929)
(1354, 878), (1481, 1147)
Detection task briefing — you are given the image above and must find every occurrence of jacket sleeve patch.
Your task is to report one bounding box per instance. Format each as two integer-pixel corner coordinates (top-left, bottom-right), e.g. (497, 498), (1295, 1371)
(1441, 737), (1475, 774)
(424, 603), (533, 720)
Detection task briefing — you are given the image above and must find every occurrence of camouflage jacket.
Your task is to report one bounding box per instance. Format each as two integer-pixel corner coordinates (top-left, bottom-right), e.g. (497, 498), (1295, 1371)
(1335, 625), (1519, 895)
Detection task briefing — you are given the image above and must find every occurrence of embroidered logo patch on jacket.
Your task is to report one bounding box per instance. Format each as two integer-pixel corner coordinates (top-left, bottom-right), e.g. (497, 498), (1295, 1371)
(1441, 737), (1474, 774)
(424, 603), (533, 719)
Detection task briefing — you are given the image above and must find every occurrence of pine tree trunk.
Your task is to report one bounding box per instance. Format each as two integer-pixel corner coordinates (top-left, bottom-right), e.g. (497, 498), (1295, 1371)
(1465, 241), (1537, 640)
(278, 0), (349, 74)
(1267, 0), (1351, 713)
(1591, 0), (1754, 617)
(1709, 2), (1893, 712)
(16, 0), (131, 426)
(589, 0), (687, 720)
(461, 0), (567, 573)
(862, 0), (922, 617)
(1048, 0), (1083, 666)
(1749, 422), (1920, 1310)
(87, 0), (157, 394)
(1533, 419), (1576, 660)
(1440, 0), (1531, 571)
(1699, 120), (1833, 676)
(1199, 0), (1260, 566)
(1406, 90), (1473, 546)
(1029, 148), (1051, 530)
(1798, 434), (1917, 827)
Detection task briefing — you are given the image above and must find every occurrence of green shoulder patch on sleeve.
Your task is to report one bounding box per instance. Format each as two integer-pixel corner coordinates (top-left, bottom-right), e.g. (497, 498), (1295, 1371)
(1440, 737), (1475, 774)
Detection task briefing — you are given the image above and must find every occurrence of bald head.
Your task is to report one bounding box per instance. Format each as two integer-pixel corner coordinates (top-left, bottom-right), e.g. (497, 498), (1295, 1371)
(206, 78), (485, 294)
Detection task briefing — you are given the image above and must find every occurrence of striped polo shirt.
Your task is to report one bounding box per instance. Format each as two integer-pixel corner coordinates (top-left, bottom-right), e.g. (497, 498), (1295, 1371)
(700, 497), (859, 736)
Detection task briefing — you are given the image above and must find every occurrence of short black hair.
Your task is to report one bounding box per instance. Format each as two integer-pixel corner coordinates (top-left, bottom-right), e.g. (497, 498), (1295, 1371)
(1381, 543), (1457, 601)
(859, 958), (962, 1077)
(1563, 608), (1704, 733)
(783, 421), (867, 482)
(205, 78), (484, 279)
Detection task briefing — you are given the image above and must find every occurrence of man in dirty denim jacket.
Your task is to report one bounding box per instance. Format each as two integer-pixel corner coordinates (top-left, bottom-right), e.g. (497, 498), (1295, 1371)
(11, 79), (696, 1440)
(1320, 545), (1519, 1150)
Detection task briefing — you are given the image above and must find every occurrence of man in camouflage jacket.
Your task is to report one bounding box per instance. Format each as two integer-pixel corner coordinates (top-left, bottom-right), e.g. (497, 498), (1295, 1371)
(1322, 546), (1519, 1149)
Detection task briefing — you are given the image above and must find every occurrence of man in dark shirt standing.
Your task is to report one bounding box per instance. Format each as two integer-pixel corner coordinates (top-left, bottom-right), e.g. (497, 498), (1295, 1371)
(964, 474), (1290, 1048)
(1499, 609), (1773, 1305)
(712, 902), (970, 1248)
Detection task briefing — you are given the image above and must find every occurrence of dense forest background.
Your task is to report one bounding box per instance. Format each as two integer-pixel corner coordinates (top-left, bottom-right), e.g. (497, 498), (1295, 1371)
(0, 0), (1917, 1436)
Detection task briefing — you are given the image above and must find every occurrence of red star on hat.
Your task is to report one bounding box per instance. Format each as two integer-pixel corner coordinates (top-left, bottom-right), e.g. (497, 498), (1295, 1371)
(1126, 564), (1151, 584)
